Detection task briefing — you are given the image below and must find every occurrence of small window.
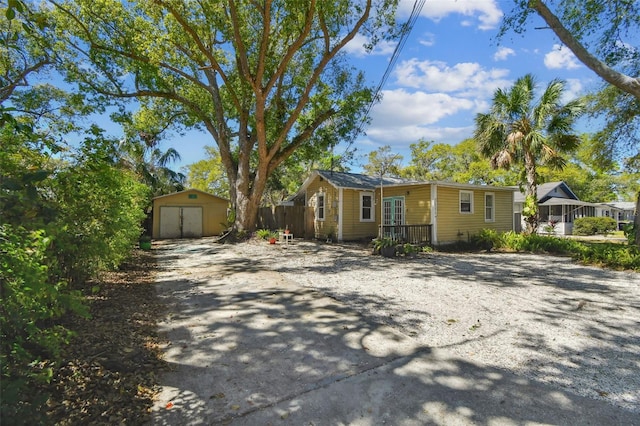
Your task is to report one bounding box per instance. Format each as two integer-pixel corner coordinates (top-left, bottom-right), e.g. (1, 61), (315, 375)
(317, 193), (325, 221)
(485, 193), (495, 222)
(360, 193), (374, 222)
(460, 190), (473, 214)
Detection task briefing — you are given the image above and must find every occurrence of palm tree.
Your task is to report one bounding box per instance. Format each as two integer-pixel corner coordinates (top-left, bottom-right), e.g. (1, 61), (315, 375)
(117, 132), (186, 198)
(474, 74), (585, 233)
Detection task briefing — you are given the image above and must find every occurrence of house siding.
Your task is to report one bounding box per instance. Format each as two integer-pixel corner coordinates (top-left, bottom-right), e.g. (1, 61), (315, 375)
(436, 186), (513, 244)
(305, 175), (339, 240)
(379, 184), (432, 226)
(341, 189), (378, 241)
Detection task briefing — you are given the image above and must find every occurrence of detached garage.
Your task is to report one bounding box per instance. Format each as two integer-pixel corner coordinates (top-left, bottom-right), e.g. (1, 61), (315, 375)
(152, 189), (229, 239)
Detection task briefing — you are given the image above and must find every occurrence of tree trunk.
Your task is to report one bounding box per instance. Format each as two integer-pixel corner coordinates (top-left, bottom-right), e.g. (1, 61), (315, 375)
(635, 191), (640, 249)
(523, 151), (539, 234)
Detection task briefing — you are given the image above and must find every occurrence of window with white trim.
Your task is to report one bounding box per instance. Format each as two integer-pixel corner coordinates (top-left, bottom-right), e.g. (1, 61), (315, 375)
(316, 193), (325, 220)
(360, 192), (374, 222)
(459, 190), (473, 214)
(485, 192), (495, 222)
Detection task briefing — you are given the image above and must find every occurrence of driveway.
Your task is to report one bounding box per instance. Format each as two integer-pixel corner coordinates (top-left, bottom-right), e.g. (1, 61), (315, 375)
(150, 238), (639, 425)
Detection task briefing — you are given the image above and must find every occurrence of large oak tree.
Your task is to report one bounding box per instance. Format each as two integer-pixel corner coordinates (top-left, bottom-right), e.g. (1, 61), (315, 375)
(47, 0), (401, 231)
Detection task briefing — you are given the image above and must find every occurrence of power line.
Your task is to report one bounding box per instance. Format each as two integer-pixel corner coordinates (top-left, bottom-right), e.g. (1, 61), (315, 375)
(341, 0), (427, 158)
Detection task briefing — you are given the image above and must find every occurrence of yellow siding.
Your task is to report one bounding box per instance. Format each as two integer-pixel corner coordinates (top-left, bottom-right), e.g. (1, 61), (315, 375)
(341, 189), (378, 241)
(152, 190), (229, 238)
(305, 175), (339, 240)
(435, 186), (513, 244)
(380, 185), (432, 226)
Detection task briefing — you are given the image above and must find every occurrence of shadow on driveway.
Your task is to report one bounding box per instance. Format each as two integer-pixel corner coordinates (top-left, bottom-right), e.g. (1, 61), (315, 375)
(150, 239), (638, 425)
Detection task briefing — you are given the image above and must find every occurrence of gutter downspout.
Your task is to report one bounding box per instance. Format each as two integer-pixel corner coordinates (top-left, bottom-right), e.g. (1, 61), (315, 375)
(338, 187), (344, 242)
(431, 183), (438, 245)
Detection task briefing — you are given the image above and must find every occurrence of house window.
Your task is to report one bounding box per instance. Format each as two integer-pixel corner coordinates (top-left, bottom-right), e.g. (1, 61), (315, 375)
(360, 192), (374, 222)
(317, 193), (325, 221)
(460, 190), (473, 214)
(485, 193), (495, 222)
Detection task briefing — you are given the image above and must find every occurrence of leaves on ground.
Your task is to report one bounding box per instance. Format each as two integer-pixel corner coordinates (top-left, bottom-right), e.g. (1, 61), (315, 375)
(44, 249), (167, 425)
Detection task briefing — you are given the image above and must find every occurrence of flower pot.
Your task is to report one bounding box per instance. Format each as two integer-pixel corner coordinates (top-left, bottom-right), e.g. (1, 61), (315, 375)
(380, 246), (396, 258)
(269, 237), (277, 244)
(284, 229), (290, 235)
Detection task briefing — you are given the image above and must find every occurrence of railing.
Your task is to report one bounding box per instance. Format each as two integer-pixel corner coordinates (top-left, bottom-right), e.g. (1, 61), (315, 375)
(379, 224), (432, 245)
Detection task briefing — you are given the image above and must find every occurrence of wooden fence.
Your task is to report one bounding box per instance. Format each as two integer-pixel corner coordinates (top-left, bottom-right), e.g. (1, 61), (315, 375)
(257, 205), (313, 239)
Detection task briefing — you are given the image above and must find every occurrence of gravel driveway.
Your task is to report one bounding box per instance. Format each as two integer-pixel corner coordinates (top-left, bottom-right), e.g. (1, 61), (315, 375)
(154, 237), (640, 420)
(226, 239), (639, 412)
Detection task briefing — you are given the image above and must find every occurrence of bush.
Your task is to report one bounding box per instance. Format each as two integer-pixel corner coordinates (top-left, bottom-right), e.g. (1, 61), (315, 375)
(573, 217), (617, 236)
(463, 229), (639, 270)
(470, 229), (504, 250)
(623, 222), (636, 245)
(0, 225), (88, 422)
(256, 229), (274, 240)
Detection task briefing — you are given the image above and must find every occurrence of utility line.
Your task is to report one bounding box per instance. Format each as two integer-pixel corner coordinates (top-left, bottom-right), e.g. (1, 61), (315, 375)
(340, 0), (427, 159)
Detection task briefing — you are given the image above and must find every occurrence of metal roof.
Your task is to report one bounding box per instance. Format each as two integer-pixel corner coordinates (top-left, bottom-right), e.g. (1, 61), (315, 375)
(316, 170), (416, 189)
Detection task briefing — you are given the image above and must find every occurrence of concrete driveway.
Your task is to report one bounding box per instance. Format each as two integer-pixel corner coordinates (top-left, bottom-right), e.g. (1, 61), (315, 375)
(150, 239), (638, 425)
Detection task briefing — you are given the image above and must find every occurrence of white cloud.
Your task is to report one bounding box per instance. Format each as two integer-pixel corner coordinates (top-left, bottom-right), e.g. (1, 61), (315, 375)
(343, 33), (397, 58)
(371, 89), (475, 126)
(393, 59), (511, 97)
(561, 78), (584, 102)
(494, 47), (515, 61)
(399, 0), (503, 30)
(544, 44), (581, 70)
(418, 32), (436, 47)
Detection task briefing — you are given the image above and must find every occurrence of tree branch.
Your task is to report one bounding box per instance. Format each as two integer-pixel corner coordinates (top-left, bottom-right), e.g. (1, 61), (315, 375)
(530, 0), (640, 98)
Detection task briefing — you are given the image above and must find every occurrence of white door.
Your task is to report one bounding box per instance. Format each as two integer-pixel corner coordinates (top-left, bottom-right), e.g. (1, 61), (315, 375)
(160, 206), (181, 238)
(181, 207), (203, 237)
(159, 206), (203, 238)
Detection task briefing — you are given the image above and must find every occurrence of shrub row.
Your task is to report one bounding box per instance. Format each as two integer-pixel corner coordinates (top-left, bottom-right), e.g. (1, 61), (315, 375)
(573, 217), (617, 236)
(469, 229), (640, 271)
(1, 133), (149, 422)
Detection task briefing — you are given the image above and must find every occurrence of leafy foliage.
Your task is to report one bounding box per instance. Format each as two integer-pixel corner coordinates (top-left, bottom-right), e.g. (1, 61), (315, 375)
(0, 225), (86, 423)
(1, 124), (149, 419)
(467, 230), (639, 271)
(47, 0), (402, 230)
(573, 217), (618, 236)
(474, 74), (585, 233)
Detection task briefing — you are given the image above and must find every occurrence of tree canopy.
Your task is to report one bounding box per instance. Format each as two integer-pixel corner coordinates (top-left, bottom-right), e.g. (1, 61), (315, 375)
(46, 0), (402, 231)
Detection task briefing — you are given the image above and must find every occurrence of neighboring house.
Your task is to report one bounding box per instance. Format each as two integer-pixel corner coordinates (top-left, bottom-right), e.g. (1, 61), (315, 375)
(596, 201), (637, 230)
(514, 181), (599, 235)
(293, 170), (515, 245)
(152, 189), (229, 239)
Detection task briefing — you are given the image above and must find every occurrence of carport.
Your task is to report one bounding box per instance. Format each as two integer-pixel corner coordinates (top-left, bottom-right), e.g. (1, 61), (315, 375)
(152, 189), (229, 239)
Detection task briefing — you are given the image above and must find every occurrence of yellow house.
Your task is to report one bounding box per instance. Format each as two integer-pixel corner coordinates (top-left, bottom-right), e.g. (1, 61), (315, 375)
(296, 170), (515, 245)
(152, 189), (229, 239)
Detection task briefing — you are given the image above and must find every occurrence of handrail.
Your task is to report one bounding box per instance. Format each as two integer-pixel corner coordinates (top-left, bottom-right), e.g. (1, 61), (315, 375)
(379, 224), (432, 245)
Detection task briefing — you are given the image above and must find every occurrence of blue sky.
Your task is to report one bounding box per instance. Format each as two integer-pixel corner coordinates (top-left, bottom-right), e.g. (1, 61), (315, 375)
(155, 0), (599, 172)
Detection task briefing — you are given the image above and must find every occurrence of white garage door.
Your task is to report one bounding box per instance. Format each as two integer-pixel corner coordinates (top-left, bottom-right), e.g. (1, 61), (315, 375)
(159, 206), (203, 238)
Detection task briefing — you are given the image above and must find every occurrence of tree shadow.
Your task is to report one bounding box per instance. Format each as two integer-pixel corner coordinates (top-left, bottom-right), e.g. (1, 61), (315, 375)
(151, 241), (639, 424)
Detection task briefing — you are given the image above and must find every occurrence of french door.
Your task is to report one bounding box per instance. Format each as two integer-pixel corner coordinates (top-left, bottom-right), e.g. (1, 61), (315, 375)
(382, 197), (404, 238)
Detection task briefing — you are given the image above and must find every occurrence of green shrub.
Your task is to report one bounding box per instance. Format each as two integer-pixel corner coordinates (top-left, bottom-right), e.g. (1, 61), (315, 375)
(573, 217), (617, 236)
(256, 229), (273, 240)
(0, 225), (88, 422)
(470, 228), (504, 250)
(623, 222), (636, 245)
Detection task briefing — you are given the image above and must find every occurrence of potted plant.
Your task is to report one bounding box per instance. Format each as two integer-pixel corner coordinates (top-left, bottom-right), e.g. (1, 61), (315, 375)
(373, 237), (396, 258)
(139, 235), (152, 250)
(268, 230), (278, 244)
(402, 243), (418, 258)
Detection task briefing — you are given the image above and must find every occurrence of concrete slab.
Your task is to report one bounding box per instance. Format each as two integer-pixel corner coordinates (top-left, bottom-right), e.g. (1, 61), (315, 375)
(150, 240), (638, 425)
